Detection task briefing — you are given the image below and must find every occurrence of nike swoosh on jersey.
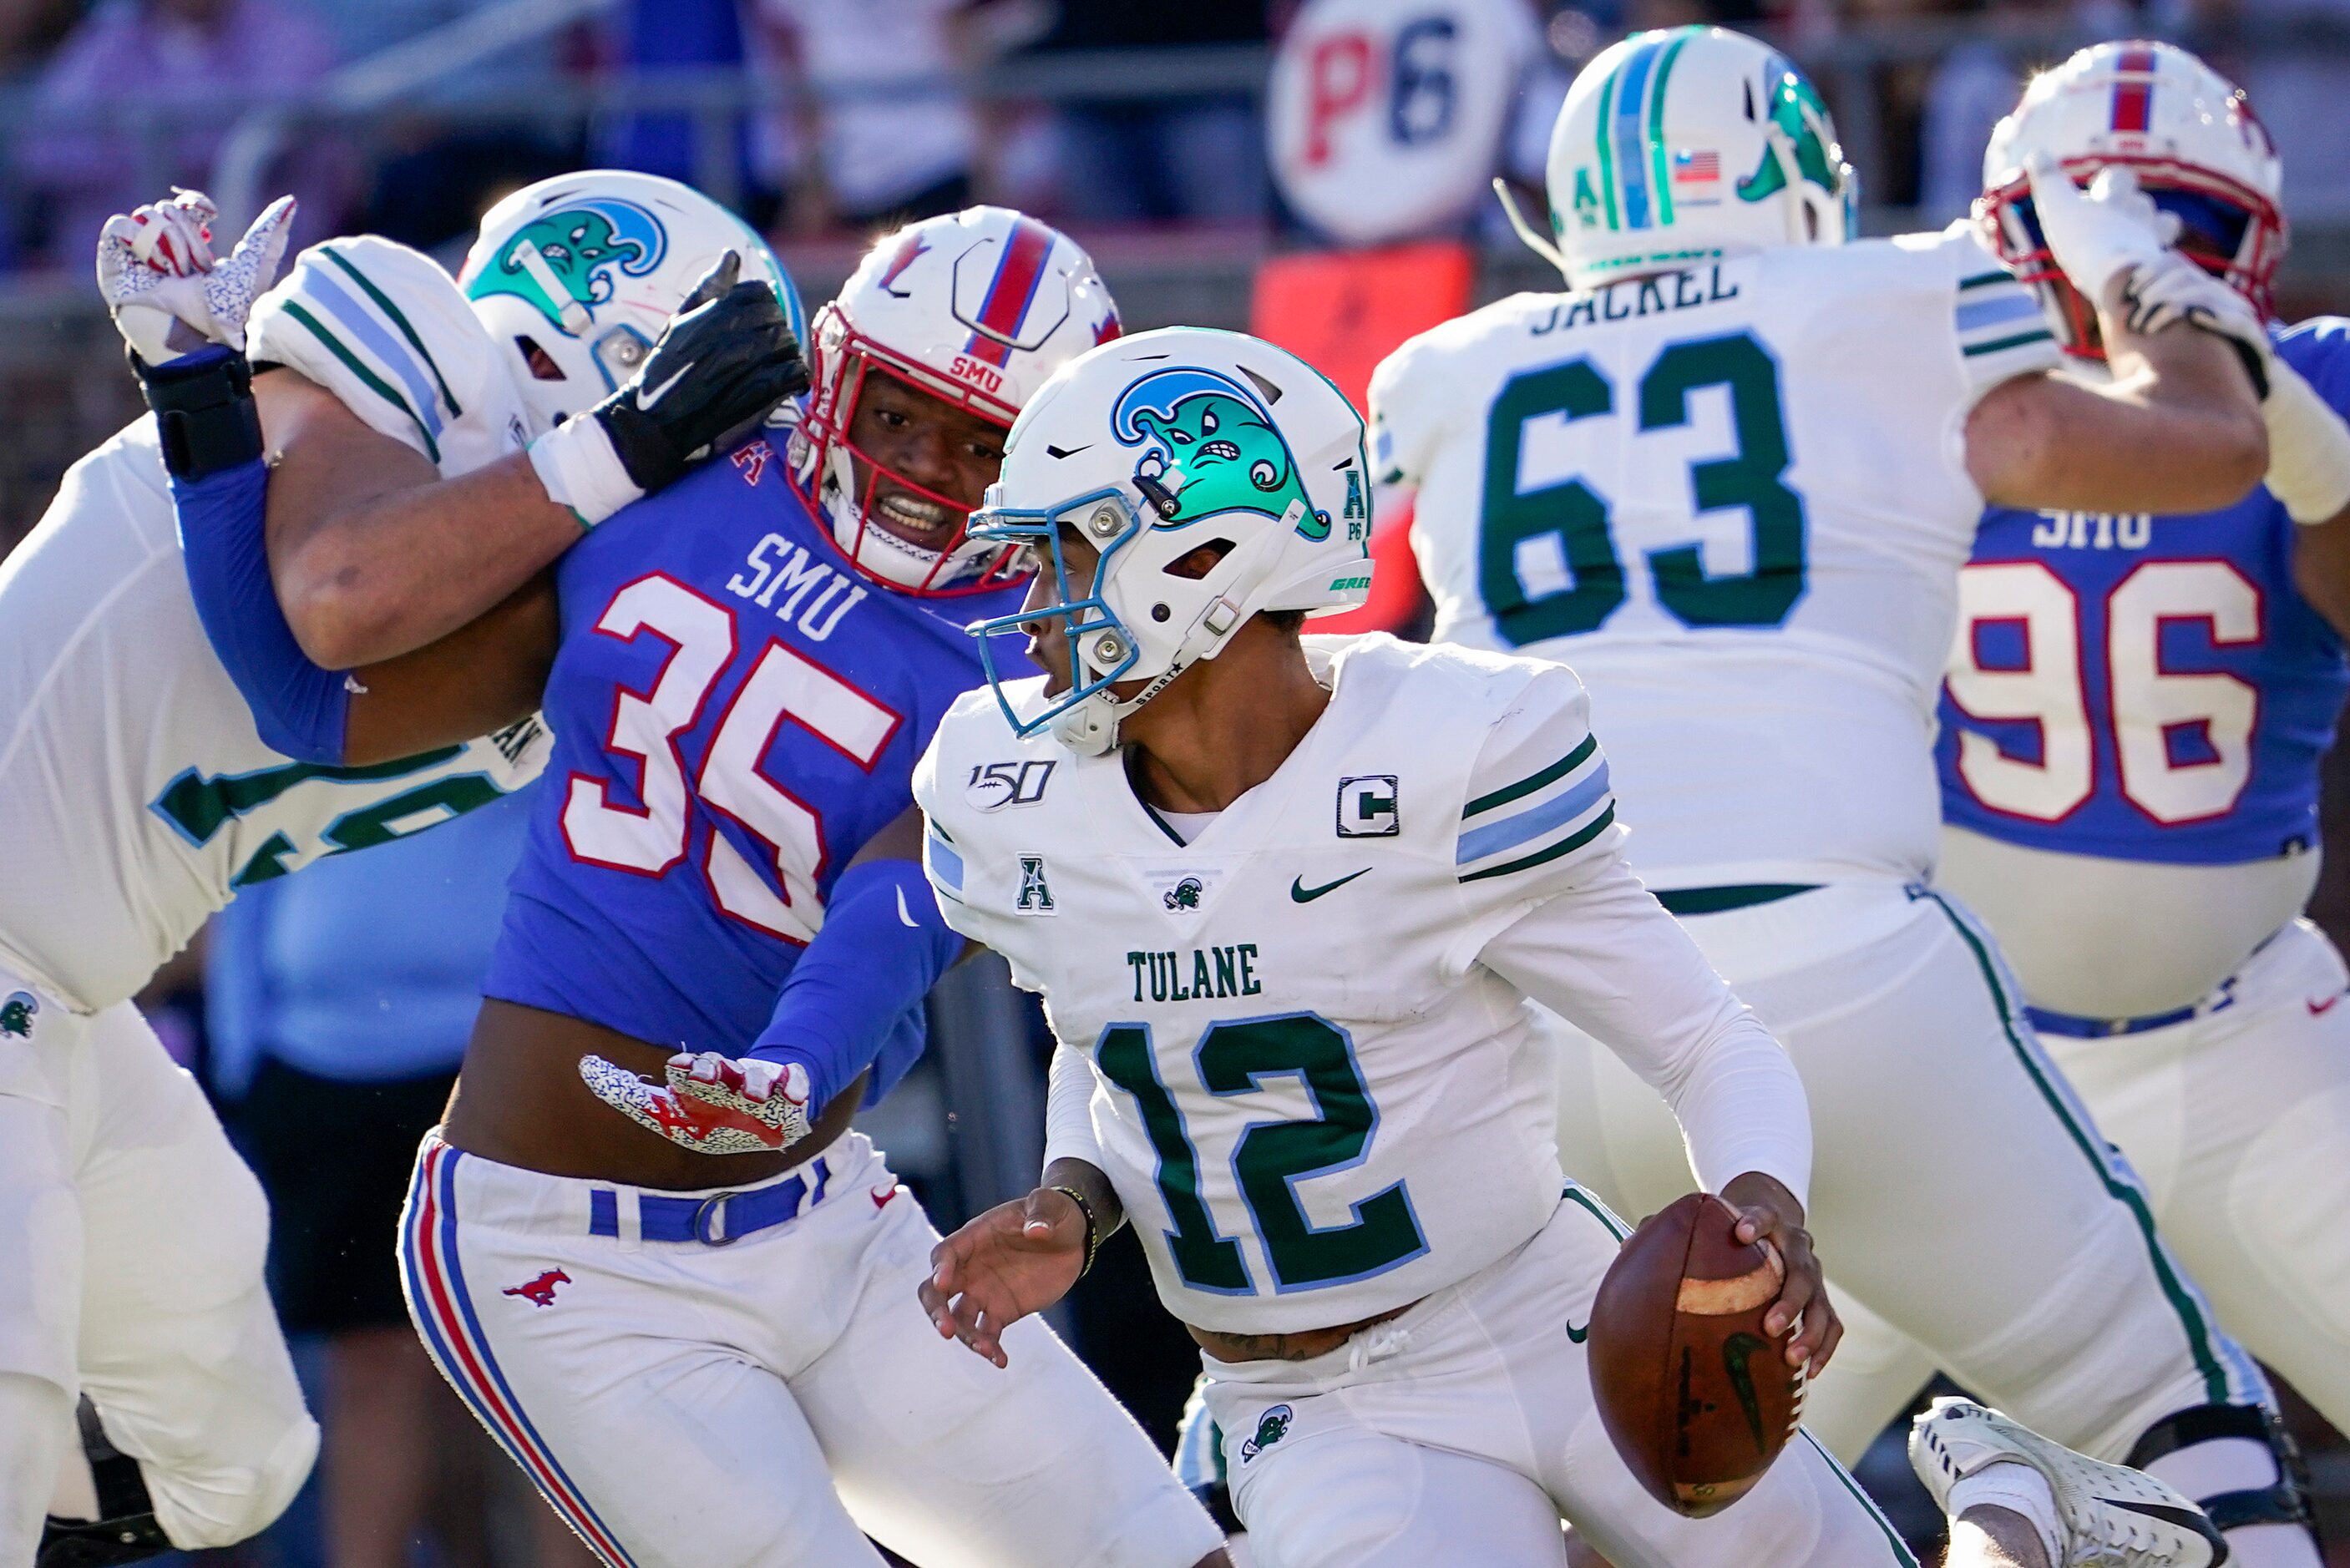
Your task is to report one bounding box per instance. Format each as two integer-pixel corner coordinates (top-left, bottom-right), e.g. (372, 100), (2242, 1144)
(1291, 868), (1371, 903)
(896, 886), (919, 928)
(2310, 991), (2346, 1016)
(1566, 1318), (1589, 1343)
(636, 362), (692, 410)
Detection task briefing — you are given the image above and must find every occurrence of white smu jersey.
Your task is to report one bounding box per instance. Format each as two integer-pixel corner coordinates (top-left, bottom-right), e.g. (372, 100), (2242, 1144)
(1379, 225), (2060, 888)
(916, 635), (1627, 1334)
(0, 237), (544, 1013)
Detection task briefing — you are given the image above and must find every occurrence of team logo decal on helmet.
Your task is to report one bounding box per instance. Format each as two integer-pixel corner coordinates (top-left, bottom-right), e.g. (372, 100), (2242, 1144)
(466, 199), (668, 336)
(1737, 64), (1841, 209)
(1112, 368), (1328, 539)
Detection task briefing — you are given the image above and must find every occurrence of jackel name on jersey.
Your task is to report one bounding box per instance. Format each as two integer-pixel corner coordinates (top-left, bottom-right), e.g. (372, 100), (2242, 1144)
(1939, 319), (2350, 866)
(914, 636), (1606, 1333)
(483, 438), (1032, 1059)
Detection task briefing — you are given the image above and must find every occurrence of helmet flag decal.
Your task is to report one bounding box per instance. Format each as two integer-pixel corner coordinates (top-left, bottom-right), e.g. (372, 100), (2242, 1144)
(466, 198), (668, 336)
(962, 216), (1056, 367)
(1112, 367), (1329, 540)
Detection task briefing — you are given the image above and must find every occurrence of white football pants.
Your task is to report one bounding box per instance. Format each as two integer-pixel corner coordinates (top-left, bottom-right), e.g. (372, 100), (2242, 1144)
(1550, 882), (2269, 1466)
(1197, 1190), (1917, 1568)
(397, 1129), (1223, 1568)
(1813, 914), (2350, 1439)
(0, 960), (317, 1556)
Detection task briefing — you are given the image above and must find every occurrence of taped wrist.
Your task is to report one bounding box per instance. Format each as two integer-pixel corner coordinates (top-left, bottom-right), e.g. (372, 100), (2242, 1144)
(173, 454), (352, 763)
(527, 412), (644, 529)
(134, 343), (262, 482)
(2261, 356), (2350, 523)
(748, 857), (962, 1112)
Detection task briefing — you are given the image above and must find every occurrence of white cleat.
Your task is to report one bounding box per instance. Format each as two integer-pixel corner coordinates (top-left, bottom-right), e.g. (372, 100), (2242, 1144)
(1911, 1398), (2226, 1568)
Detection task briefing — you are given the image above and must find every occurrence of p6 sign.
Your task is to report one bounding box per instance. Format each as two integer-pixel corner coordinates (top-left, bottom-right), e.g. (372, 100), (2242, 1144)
(1269, 0), (1539, 245)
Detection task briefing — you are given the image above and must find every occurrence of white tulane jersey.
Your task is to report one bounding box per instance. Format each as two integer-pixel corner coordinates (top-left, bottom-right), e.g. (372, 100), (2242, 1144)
(919, 635), (1806, 1335)
(0, 237), (545, 1013)
(1377, 226), (2062, 889)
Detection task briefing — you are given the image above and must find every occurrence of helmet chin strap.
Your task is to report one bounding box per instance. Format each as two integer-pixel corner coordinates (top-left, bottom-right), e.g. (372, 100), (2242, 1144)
(1493, 179), (1570, 276)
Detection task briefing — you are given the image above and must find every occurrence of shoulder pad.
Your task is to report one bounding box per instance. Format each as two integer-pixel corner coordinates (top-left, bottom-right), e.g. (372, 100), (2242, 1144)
(249, 235), (530, 478)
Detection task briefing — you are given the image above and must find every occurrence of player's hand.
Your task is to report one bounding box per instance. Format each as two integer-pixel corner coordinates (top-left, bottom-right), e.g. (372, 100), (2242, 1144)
(1719, 1171), (1840, 1373)
(99, 190), (296, 363)
(577, 1050), (813, 1156)
(529, 250), (811, 526)
(917, 1186), (1087, 1368)
(594, 250), (811, 485)
(2028, 157), (2271, 388)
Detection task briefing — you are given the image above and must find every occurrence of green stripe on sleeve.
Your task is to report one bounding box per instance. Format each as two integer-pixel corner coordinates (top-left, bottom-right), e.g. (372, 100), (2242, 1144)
(1961, 328), (2056, 357)
(320, 247), (463, 418)
(278, 300), (440, 463)
(1957, 270), (2012, 291)
(1458, 802), (1614, 883)
(1465, 732), (1598, 820)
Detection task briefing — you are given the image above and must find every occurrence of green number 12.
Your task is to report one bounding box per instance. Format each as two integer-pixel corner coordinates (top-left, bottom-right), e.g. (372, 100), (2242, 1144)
(1478, 330), (1807, 645)
(1093, 1013), (1426, 1295)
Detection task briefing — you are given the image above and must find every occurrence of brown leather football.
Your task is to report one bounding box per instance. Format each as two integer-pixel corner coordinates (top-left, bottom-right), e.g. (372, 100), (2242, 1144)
(1585, 1191), (1806, 1517)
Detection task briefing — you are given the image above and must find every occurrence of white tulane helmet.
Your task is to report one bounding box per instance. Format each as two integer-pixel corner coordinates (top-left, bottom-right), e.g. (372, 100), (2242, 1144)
(1979, 41), (2284, 357)
(790, 207), (1121, 597)
(1546, 25), (1853, 292)
(460, 170), (808, 435)
(966, 326), (1374, 756)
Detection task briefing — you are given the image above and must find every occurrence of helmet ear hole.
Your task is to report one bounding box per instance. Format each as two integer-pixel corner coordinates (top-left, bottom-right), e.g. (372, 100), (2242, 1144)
(515, 336), (565, 382)
(1166, 539), (1238, 581)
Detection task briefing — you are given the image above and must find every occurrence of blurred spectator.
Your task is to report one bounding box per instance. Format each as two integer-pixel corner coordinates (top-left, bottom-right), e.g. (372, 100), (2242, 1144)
(17, 0), (348, 266)
(1916, 0), (2125, 225)
(757, 0), (980, 233)
(1031, 2), (1268, 224)
(209, 788), (589, 1568)
(598, 0), (757, 215)
(2238, 0), (2350, 222)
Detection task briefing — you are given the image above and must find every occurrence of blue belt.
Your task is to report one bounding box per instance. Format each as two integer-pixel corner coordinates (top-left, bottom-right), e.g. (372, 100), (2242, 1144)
(587, 1157), (832, 1247)
(2026, 985), (2235, 1040)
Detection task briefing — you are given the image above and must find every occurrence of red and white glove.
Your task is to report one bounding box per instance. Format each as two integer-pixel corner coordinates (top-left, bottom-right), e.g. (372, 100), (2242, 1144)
(579, 1050), (814, 1156)
(97, 190), (296, 363)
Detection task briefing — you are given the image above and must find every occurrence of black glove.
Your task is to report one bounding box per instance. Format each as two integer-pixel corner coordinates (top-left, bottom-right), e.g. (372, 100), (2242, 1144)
(589, 251), (811, 493)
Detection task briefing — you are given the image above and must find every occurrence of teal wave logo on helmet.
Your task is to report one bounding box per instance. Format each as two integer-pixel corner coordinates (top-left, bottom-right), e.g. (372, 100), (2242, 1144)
(1737, 59), (1846, 207)
(1112, 367), (1329, 542)
(467, 199), (668, 336)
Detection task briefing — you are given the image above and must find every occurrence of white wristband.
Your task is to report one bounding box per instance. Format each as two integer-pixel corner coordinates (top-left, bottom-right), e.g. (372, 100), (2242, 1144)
(2262, 356), (2350, 524)
(528, 413), (644, 529)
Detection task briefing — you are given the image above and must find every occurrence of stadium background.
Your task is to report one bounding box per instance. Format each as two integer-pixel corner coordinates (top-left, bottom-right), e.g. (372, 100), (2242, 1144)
(6, 0), (2350, 1561)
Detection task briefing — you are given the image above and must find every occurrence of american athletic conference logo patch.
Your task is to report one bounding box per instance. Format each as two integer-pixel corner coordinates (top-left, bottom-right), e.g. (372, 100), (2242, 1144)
(0, 990), (35, 1038)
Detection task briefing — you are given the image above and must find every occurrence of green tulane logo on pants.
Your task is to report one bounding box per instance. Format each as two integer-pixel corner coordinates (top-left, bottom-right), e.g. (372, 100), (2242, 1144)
(1239, 1404), (1292, 1463)
(1, 990), (38, 1038)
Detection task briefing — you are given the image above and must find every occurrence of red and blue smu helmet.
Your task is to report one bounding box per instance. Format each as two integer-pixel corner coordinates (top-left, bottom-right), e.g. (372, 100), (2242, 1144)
(789, 207), (1121, 595)
(1978, 41), (2285, 357)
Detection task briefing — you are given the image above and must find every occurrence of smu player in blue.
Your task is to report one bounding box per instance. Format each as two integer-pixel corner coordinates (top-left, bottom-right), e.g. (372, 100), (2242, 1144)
(403, 210), (1224, 1568)
(1932, 42), (2350, 1481)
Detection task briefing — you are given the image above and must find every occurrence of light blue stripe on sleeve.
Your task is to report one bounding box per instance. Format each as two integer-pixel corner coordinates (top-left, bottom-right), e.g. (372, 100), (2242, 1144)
(1457, 761), (1612, 865)
(925, 832), (964, 893)
(1955, 292), (2042, 334)
(302, 268), (445, 438)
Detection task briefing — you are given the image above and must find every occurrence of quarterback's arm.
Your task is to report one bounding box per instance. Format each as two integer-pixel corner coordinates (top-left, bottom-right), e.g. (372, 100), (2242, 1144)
(1967, 279), (2266, 515)
(1479, 863), (1813, 1208)
(256, 369), (583, 670)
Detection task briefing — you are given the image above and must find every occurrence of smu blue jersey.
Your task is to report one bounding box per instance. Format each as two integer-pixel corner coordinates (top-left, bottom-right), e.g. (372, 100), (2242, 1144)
(485, 438), (1029, 1067)
(1937, 321), (2350, 865)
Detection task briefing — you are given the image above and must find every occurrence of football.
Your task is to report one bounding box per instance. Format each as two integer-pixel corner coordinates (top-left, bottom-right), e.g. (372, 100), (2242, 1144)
(1586, 1192), (1806, 1518)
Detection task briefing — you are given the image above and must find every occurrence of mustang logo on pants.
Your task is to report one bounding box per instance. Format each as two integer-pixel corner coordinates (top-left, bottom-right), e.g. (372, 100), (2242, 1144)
(503, 1269), (573, 1308)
